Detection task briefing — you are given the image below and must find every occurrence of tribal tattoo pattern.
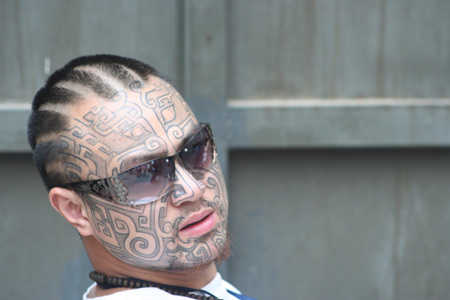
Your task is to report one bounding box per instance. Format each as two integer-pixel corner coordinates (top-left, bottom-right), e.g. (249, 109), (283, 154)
(55, 77), (229, 270)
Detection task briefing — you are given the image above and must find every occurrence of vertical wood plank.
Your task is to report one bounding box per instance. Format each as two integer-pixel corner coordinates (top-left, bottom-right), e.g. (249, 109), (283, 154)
(182, 0), (231, 278)
(182, 0), (229, 178)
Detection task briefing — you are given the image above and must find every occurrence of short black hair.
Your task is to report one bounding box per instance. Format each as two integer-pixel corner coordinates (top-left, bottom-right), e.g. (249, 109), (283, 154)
(28, 54), (161, 190)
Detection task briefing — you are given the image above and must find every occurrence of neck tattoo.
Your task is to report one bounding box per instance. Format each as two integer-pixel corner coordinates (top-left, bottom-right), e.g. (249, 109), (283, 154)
(89, 271), (222, 300)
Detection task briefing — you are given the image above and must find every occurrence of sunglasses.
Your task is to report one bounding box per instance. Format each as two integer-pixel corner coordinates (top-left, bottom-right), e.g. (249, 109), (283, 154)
(64, 123), (216, 205)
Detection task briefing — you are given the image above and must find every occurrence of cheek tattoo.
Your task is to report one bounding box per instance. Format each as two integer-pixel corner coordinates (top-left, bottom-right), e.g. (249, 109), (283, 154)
(82, 161), (228, 270)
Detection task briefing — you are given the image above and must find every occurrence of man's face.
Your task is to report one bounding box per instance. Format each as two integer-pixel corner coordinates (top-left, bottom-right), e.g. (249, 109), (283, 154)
(59, 77), (229, 270)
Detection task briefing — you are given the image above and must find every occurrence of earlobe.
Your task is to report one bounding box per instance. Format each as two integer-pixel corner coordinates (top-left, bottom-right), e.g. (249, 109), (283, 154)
(49, 187), (94, 236)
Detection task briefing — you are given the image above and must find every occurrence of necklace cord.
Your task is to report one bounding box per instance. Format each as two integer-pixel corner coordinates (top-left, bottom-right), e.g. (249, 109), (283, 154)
(89, 271), (221, 300)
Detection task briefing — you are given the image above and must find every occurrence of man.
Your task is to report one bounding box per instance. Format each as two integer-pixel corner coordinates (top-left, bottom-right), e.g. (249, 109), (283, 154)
(28, 55), (254, 300)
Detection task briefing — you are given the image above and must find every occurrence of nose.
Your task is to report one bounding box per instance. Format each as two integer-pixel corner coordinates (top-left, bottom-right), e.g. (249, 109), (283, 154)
(169, 158), (206, 206)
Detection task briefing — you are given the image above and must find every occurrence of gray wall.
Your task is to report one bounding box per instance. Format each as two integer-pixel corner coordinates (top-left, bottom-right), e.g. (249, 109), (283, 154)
(229, 149), (450, 300)
(1, 1), (450, 300)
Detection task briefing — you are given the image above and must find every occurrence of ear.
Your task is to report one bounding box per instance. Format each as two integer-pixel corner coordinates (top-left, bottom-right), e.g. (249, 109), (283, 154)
(49, 187), (94, 236)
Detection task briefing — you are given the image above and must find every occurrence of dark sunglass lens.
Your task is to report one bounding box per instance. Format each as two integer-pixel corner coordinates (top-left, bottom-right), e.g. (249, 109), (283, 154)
(180, 129), (213, 171)
(118, 158), (175, 203)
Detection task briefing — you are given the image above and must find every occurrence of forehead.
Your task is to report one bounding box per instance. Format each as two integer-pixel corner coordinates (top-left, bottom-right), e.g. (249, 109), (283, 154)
(65, 76), (199, 176)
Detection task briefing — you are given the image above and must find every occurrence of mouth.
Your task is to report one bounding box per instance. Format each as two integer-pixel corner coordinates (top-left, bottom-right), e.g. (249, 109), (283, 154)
(179, 210), (217, 237)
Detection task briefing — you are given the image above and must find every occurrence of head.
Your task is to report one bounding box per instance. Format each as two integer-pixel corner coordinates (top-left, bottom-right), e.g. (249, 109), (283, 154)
(28, 55), (229, 271)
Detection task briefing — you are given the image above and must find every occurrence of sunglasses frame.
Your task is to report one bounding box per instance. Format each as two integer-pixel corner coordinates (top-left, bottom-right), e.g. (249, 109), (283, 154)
(63, 123), (216, 205)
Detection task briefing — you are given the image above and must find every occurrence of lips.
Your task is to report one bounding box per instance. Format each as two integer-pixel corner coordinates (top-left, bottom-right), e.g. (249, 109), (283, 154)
(179, 210), (216, 236)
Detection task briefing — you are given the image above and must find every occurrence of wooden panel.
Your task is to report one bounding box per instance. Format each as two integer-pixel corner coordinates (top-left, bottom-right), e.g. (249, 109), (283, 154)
(0, 154), (92, 300)
(394, 153), (450, 300)
(229, 149), (450, 300)
(0, 104), (30, 152)
(383, 0), (450, 97)
(228, 0), (450, 99)
(0, 0), (181, 103)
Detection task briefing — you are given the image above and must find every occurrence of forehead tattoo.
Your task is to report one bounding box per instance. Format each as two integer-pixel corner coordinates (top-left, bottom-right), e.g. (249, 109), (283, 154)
(58, 78), (197, 182)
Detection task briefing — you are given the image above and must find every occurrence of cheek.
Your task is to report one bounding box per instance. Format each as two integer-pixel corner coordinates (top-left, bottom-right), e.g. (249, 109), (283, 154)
(202, 165), (228, 216)
(85, 198), (174, 259)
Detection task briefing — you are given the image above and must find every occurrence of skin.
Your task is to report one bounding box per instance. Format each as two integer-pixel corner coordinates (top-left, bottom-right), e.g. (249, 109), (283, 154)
(48, 76), (229, 297)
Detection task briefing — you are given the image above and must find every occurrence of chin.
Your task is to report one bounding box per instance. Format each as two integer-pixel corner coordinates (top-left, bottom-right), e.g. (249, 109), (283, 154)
(146, 230), (232, 272)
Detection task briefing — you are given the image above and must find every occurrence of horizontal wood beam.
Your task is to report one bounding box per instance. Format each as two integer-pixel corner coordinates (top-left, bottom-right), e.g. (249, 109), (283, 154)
(0, 104), (31, 153)
(2, 99), (450, 152)
(225, 99), (450, 148)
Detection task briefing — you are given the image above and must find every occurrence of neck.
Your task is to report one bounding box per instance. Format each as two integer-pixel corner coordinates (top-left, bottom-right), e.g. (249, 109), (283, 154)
(100, 262), (218, 289)
(82, 236), (218, 297)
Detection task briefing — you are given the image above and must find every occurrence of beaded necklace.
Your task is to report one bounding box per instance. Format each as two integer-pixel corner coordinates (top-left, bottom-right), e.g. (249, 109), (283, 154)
(89, 271), (222, 300)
